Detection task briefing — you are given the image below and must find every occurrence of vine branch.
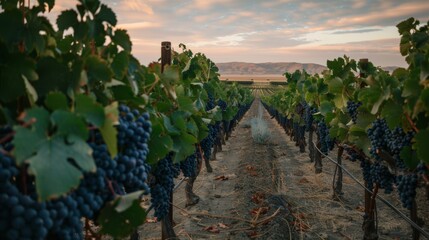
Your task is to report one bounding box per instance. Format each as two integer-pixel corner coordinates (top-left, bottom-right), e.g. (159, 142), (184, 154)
(405, 113), (419, 133)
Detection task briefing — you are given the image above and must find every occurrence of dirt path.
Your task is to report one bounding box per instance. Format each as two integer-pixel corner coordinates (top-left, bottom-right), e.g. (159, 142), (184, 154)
(138, 99), (426, 239)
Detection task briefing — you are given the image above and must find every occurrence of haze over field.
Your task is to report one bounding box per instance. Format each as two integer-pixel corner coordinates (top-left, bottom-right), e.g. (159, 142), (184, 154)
(47, 0), (429, 68)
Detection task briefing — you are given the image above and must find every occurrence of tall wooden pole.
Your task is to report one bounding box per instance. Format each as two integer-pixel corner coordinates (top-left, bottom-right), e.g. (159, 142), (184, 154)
(160, 41), (177, 240)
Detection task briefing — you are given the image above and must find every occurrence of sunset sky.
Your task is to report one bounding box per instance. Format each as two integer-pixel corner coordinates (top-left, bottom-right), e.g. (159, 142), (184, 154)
(48, 0), (429, 67)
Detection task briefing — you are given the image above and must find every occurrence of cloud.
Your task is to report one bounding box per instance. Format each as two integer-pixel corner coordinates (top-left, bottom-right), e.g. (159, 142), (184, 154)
(117, 21), (160, 30)
(191, 32), (257, 47)
(119, 0), (154, 15)
(45, 0), (427, 68)
(332, 28), (382, 34)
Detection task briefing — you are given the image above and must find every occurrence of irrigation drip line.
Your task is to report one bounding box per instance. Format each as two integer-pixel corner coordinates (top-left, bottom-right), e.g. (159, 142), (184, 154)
(311, 141), (429, 239)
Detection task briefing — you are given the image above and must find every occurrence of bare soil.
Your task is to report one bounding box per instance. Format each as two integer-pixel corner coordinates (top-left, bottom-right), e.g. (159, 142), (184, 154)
(137, 100), (429, 240)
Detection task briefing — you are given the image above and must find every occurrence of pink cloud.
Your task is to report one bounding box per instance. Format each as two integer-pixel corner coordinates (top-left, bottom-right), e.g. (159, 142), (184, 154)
(117, 21), (160, 30)
(326, 2), (429, 28)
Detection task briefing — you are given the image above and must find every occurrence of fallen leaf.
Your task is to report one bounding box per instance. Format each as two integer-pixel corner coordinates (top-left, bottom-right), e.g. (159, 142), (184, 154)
(247, 230), (259, 238)
(214, 175), (229, 181)
(218, 223), (229, 229)
(204, 225), (220, 233)
(298, 177), (310, 184)
(246, 165), (255, 171)
(250, 207), (269, 215)
(251, 192), (266, 204)
(355, 205), (365, 212)
(146, 218), (158, 223)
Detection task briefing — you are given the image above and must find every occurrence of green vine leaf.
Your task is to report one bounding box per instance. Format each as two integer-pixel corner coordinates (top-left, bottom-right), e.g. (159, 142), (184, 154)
(177, 95), (196, 113)
(56, 9), (78, 32)
(38, 0), (55, 12)
(85, 55), (113, 84)
(415, 129), (429, 164)
(51, 110), (88, 140)
(162, 114), (180, 135)
(172, 132), (197, 163)
(97, 4), (117, 26)
(111, 51), (129, 79)
(381, 100), (403, 128)
(98, 191), (147, 238)
(327, 77), (343, 94)
(112, 29), (132, 52)
(400, 146), (419, 169)
(99, 102), (118, 158)
(33, 57), (68, 96)
(75, 94), (105, 127)
(319, 101), (334, 116)
(0, 54), (38, 102)
(14, 126), (95, 200)
(45, 92), (69, 111)
(13, 107), (95, 200)
(0, 9), (24, 44)
(146, 119), (173, 164)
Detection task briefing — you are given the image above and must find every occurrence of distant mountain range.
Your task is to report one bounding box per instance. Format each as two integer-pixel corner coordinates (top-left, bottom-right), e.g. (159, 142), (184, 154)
(216, 62), (400, 75)
(216, 62), (327, 75)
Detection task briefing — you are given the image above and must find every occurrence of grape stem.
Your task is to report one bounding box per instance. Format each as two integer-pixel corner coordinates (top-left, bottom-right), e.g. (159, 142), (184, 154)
(0, 118), (36, 145)
(146, 77), (160, 94)
(3, 128), (13, 141)
(105, 177), (117, 196)
(0, 148), (12, 157)
(405, 113), (419, 133)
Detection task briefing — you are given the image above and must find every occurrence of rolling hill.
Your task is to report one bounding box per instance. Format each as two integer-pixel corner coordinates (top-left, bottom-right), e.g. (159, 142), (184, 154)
(216, 62), (401, 76)
(216, 62), (327, 75)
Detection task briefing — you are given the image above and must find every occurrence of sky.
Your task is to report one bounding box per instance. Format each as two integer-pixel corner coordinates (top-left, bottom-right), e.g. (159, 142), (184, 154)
(47, 0), (429, 67)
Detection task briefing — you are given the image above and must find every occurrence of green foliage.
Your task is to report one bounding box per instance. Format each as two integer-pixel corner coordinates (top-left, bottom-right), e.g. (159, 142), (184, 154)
(0, 0), (252, 237)
(263, 18), (429, 172)
(98, 191), (147, 238)
(13, 107), (95, 201)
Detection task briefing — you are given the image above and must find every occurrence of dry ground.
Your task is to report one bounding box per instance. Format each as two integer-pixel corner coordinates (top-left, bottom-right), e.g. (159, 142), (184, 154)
(136, 100), (429, 240)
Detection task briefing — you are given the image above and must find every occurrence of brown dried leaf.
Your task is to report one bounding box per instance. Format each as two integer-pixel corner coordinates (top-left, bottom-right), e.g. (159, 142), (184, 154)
(250, 207), (269, 215)
(214, 175), (229, 181)
(218, 223), (229, 229)
(204, 225), (220, 233)
(146, 218), (158, 223)
(355, 205), (365, 212)
(298, 177), (310, 184)
(251, 192), (266, 204)
(247, 230), (259, 238)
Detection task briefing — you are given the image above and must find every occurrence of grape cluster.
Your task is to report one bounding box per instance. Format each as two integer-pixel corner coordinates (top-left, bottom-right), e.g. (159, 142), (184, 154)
(115, 105), (152, 192)
(0, 149), (84, 240)
(368, 119), (414, 169)
(206, 92), (216, 111)
(150, 154), (180, 220)
(367, 119), (389, 160)
(304, 105), (317, 131)
(344, 146), (360, 162)
(360, 160), (373, 189)
(47, 196), (83, 239)
(343, 146), (374, 188)
(0, 182), (54, 240)
(0, 104), (153, 239)
(200, 124), (217, 161)
(396, 174), (418, 209)
(346, 101), (362, 124)
(317, 121), (335, 154)
(370, 162), (394, 193)
(180, 151), (198, 178)
(218, 99), (227, 111)
(386, 127), (414, 169)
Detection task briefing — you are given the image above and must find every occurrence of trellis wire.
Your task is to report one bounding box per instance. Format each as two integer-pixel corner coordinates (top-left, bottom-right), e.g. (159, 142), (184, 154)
(311, 141), (429, 239)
